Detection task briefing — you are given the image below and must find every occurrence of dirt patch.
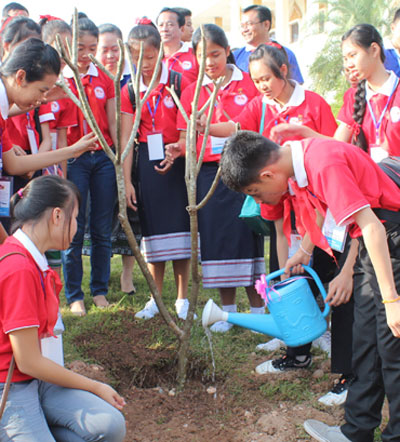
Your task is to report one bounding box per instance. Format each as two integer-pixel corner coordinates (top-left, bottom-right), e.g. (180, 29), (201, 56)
(68, 312), (386, 441)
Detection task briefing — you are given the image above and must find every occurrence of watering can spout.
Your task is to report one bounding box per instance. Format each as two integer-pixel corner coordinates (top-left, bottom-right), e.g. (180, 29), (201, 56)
(202, 299), (283, 338)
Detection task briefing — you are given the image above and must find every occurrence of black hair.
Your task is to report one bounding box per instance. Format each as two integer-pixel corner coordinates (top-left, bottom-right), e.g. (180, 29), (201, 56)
(157, 7), (185, 28)
(173, 7), (191, 19)
(2, 16), (40, 50)
(77, 17), (99, 40)
(393, 8), (400, 23)
(128, 25), (161, 50)
(243, 5), (272, 29)
(249, 43), (291, 80)
(342, 24), (385, 152)
(192, 24), (236, 65)
(2, 2), (28, 18)
(0, 37), (60, 81)
(220, 131), (280, 192)
(40, 18), (71, 45)
(10, 175), (80, 245)
(98, 23), (122, 40)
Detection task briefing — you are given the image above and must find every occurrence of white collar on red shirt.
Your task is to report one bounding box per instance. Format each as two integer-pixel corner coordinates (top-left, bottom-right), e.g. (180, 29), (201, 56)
(0, 78), (9, 120)
(262, 81), (305, 112)
(13, 229), (49, 272)
(63, 62), (99, 79)
(202, 64), (243, 89)
(175, 41), (191, 54)
(287, 140), (308, 193)
(366, 70), (398, 100)
(139, 62), (168, 92)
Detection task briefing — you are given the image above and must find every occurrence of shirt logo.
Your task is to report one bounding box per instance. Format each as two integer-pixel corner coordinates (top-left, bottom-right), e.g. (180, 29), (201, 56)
(289, 115), (303, 125)
(94, 86), (105, 99)
(51, 101), (60, 113)
(182, 60), (192, 70)
(390, 106), (400, 123)
(234, 94), (248, 106)
(163, 95), (175, 109)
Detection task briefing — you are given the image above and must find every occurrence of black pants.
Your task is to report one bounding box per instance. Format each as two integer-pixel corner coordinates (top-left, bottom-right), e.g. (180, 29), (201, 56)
(342, 222), (400, 442)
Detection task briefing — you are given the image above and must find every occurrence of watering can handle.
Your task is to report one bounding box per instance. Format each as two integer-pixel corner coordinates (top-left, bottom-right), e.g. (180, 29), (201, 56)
(265, 265), (330, 318)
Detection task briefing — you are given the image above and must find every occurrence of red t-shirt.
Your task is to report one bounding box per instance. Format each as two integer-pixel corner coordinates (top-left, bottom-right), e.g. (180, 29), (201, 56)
(237, 88), (337, 142)
(50, 98), (77, 131)
(258, 87), (337, 221)
(337, 76), (400, 155)
(66, 64), (115, 149)
(121, 68), (189, 144)
(0, 115), (12, 153)
(6, 103), (54, 153)
(164, 43), (198, 84)
(298, 138), (400, 237)
(0, 237), (60, 382)
(178, 67), (259, 162)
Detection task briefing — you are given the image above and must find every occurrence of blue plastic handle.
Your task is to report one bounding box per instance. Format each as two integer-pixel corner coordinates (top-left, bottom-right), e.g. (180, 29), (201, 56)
(265, 264), (330, 318)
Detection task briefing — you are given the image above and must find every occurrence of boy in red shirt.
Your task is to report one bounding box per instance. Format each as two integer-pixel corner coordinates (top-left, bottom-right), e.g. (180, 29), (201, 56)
(220, 131), (400, 442)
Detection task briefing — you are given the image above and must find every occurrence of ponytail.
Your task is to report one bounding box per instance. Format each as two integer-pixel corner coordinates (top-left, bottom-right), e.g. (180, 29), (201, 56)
(352, 80), (368, 152)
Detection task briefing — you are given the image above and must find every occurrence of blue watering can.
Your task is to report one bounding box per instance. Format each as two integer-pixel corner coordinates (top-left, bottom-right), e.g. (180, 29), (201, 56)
(202, 265), (330, 347)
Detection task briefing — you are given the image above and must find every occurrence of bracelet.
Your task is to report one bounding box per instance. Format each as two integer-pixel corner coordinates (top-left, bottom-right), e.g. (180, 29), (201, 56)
(382, 296), (400, 304)
(300, 244), (312, 257)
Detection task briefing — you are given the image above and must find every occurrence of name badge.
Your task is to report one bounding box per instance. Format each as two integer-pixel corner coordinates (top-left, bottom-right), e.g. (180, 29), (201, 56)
(211, 136), (229, 155)
(322, 209), (348, 253)
(289, 232), (302, 258)
(147, 132), (165, 161)
(0, 176), (13, 217)
(27, 126), (38, 154)
(50, 131), (58, 151)
(370, 146), (389, 163)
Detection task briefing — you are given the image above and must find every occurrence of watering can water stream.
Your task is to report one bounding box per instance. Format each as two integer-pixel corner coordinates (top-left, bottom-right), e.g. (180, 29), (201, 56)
(202, 265), (330, 347)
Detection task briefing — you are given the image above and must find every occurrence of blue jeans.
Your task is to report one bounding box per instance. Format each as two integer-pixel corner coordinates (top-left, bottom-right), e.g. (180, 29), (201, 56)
(0, 380), (126, 441)
(63, 150), (116, 303)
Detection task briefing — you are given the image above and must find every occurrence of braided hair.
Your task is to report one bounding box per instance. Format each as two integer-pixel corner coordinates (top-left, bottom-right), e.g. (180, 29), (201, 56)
(342, 24), (385, 152)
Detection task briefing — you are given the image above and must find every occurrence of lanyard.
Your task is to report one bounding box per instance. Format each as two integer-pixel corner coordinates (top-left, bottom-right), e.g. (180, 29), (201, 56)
(146, 87), (164, 130)
(168, 52), (182, 72)
(367, 77), (399, 146)
(275, 114), (289, 126)
(26, 112), (32, 128)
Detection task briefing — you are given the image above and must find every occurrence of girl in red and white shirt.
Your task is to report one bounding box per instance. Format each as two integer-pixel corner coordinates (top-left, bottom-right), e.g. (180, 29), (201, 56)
(175, 24), (265, 332)
(0, 175), (125, 439)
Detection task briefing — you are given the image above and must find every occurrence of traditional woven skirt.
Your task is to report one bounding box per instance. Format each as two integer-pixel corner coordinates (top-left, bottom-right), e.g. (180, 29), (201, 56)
(137, 142), (191, 263)
(197, 162), (265, 288)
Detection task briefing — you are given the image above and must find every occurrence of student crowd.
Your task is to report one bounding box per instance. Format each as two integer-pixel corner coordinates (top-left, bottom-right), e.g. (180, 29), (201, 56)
(0, 2), (400, 441)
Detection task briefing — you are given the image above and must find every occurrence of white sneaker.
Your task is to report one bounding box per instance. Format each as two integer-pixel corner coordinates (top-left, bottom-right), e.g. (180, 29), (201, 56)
(256, 338), (284, 351)
(304, 419), (351, 441)
(318, 374), (354, 406)
(312, 331), (331, 357)
(175, 299), (197, 320)
(135, 298), (159, 319)
(210, 321), (233, 333)
(255, 360), (279, 374)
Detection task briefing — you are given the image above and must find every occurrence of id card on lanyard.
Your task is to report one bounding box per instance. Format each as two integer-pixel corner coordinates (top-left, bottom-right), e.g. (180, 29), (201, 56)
(26, 113), (39, 154)
(367, 77), (399, 162)
(146, 91), (165, 161)
(0, 176), (13, 217)
(322, 209), (348, 253)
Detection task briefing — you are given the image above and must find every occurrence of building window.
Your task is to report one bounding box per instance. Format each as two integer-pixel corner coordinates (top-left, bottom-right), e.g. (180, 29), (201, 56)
(290, 21), (299, 43)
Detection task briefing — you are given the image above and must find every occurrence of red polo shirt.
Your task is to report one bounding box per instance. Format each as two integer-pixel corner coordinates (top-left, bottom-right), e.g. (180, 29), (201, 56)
(164, 42), (198, 84)
(178, 65), (259, 162)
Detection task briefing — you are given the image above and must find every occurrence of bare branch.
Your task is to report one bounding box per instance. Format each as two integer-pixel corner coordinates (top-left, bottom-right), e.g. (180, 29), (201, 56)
(139, 42), (164, 107)
(195, 167), (221, 210)
(89, 54), (115, 81)
(198, 95), (213, 116)
(166, 85), (189, 124)
(71, 8), (78, 65)
(113, 39), (125, 163)
(196, 77), (224, 175)
(55, 76), (81, 108)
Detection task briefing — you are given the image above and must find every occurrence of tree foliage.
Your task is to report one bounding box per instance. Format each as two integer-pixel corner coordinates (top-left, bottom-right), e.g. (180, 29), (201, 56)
(309, 0), (397, 110)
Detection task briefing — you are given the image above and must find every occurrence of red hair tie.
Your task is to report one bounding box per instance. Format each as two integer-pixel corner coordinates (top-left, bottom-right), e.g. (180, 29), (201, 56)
(39, 14), (62, 22)
(135, 17), (153, 25)
(350, 122), (361, 136)
(17, 189), (24, 199)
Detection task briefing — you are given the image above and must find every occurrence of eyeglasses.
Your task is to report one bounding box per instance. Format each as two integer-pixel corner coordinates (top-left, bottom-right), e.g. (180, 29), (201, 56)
(240, 20), (264, 29)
